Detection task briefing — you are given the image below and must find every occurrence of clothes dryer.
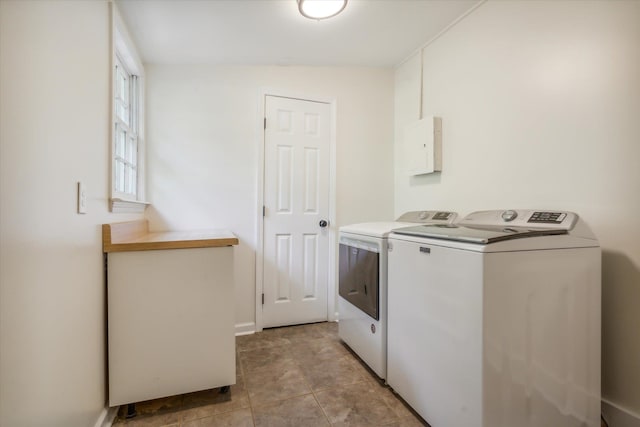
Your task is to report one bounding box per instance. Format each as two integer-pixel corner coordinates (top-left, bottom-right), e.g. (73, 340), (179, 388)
(338, 211), (457, 379)
(387, 209), (601, 427)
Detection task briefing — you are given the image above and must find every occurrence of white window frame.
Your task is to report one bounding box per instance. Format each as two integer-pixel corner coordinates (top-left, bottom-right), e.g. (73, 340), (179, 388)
(111, 3), (148, 213)
(113, 57), (138, 197)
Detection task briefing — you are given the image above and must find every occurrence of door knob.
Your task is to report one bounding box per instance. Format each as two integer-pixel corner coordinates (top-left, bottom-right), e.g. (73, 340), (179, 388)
(319, 220), (328, 228)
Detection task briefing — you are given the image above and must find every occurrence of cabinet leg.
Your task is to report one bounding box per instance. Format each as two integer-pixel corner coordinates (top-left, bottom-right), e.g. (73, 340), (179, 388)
(126, 403), (137, 419)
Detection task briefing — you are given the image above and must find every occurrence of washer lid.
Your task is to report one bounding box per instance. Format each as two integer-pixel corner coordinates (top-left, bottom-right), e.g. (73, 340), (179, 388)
(392, 224), (568, 244)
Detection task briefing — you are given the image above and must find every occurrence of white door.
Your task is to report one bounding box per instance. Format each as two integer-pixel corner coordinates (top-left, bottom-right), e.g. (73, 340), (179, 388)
(262, 95), (331, 328)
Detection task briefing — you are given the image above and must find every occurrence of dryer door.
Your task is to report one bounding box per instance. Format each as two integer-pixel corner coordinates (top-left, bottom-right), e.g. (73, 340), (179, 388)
(338, 243), (379, 320)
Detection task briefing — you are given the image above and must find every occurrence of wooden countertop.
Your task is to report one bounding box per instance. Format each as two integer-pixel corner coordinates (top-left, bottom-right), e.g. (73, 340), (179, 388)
(103, 220), (239, 253)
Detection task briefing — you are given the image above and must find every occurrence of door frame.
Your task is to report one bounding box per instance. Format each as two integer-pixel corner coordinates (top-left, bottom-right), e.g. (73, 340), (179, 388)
(255, 89), (337, 332)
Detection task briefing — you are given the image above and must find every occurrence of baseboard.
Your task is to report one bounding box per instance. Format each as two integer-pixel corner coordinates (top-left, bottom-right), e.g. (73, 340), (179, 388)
(602, 399), (640, 427)
(93, 406), (119, 427)
(235, 322), (256, 336)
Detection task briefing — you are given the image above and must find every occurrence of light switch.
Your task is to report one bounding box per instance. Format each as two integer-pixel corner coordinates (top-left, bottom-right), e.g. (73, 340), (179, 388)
(78, 182), (87, 214)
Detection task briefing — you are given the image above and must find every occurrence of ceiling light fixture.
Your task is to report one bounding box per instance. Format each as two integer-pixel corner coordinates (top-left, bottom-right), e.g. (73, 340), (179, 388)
(297, 0), (348, 20)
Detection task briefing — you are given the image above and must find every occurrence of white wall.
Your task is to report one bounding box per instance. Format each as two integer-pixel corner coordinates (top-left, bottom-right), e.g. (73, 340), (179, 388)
(145, 65), (395, 329)
(394, 0), (640, 420)
(0, 1), (142, 426)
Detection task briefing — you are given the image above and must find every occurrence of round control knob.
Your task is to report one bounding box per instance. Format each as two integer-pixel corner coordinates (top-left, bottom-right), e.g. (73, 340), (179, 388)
(501, 210), (518, 222)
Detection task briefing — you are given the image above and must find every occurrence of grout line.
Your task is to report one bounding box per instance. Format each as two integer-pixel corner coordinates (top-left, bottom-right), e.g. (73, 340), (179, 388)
(249, 394), (257, 427)
(311, 389), (333, 426)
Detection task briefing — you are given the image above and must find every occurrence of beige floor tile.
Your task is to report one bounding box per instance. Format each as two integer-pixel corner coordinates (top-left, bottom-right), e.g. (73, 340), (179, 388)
(289, 336), (350, 362)
(244, 359), (312, 405)
(115, 411), (182, 427)
(379, 388), (417, 420)
(180, 383), (251, 422)
(383, 414), (429, 426)
(253, 394), (329, 427)
(239, 345), (293, 374)
(345, 354), (384, 383)
(315, 381), (399, 426)
(266, 323), (326, 342)
(236, 332), (291, 352)
(309, 321), (339, 338)
(299, 355), (367, 391)
(181, 408), (254, 427)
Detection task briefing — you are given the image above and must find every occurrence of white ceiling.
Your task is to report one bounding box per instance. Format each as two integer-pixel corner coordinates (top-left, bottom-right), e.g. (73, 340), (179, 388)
(116, 0), (480, 67)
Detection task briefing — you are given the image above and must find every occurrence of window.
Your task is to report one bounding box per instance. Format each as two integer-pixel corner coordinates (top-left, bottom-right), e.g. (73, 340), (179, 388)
(114, 57), (138, 197)
(111, 4), (147, 213)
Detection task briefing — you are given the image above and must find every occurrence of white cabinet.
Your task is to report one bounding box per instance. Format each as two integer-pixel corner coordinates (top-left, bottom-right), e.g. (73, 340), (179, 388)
(104, 222), (237, 407)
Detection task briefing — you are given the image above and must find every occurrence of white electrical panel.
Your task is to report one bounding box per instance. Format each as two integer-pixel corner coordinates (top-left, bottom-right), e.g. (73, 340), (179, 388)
(404, 116), (442, 176)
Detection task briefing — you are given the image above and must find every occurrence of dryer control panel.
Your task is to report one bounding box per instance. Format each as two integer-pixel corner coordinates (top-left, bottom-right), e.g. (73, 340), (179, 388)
(396, 211), (457, 224)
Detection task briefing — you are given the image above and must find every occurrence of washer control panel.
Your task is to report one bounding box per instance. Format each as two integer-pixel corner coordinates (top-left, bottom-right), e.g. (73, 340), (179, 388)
(527, 211), (567, 224)
(501, 210), (518, 222)
(460, 210), (578, 230)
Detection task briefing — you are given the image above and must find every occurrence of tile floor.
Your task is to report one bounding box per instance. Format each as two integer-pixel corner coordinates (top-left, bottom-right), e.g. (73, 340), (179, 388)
(113, 321), (428, 426)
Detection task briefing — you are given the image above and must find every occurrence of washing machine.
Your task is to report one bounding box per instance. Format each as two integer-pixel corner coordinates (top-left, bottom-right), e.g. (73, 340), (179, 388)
(338, 210), (457, 379)
(387, 209), (601, 427)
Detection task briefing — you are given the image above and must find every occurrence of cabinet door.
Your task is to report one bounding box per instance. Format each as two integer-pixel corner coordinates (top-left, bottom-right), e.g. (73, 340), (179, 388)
(387, 239), (482, 427)
(108, 247), (235, 406)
